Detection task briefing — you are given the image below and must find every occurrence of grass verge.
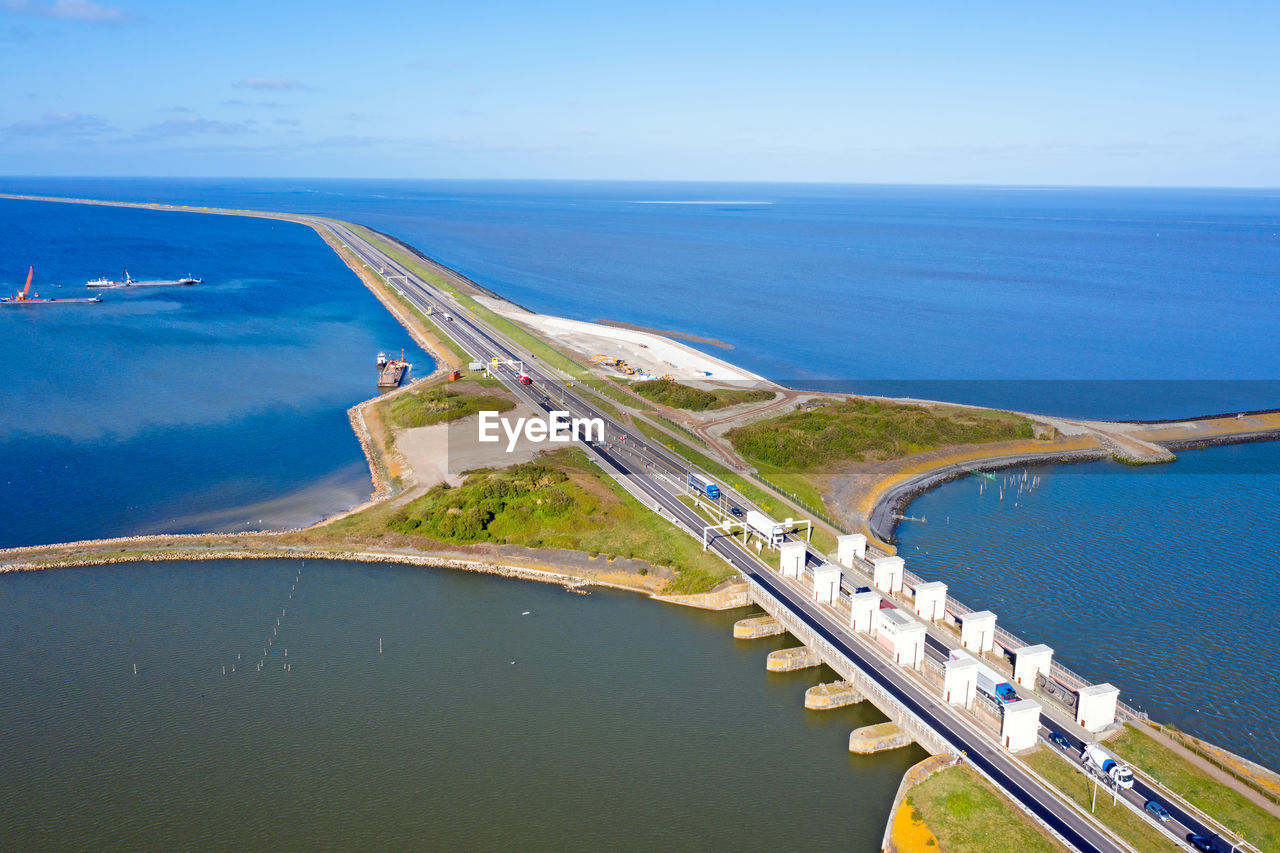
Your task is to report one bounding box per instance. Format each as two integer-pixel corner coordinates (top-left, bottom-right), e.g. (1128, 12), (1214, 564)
(632, 378), (774, 411)
(908, 764), (1067, 853)
(383, 385), (515, 429)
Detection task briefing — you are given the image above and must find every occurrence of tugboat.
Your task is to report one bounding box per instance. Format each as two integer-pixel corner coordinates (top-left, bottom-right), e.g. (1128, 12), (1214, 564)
(2, 267), (103, 305)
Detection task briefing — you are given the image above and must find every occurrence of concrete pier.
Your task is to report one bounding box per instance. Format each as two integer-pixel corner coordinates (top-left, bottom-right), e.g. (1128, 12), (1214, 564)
(733, 615), (787, 639)
(804, 681), (864, 710)
(849, 722), (914, 753)
(767, 646), (822, 672)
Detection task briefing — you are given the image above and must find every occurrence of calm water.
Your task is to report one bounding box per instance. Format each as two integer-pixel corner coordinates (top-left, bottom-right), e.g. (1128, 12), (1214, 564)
(0, 198), (430, 547)
(4, 178), (1278, 418)
(896, 440), (1280, 770)
(0, 559), (922, 851)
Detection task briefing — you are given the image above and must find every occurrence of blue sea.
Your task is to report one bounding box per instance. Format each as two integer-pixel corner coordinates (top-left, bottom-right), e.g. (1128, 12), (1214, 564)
(4, 178), (1278, 418)
(1, 178), (1278, 769)
(0, 198), (429, 547)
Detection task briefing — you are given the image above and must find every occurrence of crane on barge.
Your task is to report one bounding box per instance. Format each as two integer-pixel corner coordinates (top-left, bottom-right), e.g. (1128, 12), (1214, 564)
(2, 267), (102, 305)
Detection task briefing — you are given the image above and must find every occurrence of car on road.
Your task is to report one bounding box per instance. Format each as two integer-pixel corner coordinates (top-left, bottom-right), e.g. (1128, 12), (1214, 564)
(854, 586), (871, 594)
(1187, 834), (1218, 852)
(730, 506), (744, 517)
(1144, 800), (1171, 822)
(1048, 732), (1071, 751)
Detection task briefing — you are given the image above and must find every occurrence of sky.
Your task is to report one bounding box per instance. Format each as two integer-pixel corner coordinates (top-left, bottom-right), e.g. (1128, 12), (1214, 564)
(2, 0), (1278, 185)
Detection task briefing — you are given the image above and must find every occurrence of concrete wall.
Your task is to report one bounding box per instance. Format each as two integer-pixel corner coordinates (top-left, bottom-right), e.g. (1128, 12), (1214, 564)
(812, 563), (841, 604)
(779, 540), (806, 578)
(944, 656), (978, 708)
(1076, 683), (1120, 732)
(850, 591), (880, 634)
(836, 533), (867, 567)
(1001, 699), (1042, 751)
(913, 581), (947, 622)
(1013, 644), (1053, 689)
(872, 556), (905, 593)
(961, 610), (997, 653)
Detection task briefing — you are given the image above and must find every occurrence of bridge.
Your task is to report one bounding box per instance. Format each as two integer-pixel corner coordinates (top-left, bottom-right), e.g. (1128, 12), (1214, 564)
(314, 217), (1245, 853)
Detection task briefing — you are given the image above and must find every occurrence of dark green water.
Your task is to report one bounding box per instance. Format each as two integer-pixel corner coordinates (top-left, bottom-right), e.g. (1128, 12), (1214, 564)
(0, 560), (922, 851)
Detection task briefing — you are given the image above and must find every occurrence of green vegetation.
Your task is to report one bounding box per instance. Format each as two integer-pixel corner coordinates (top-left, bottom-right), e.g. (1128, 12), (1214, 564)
(582, 376), (653, 411)
(383, 385), (514, 429)
(908, 765), (1066, 853)
(633, 379), (774, 411)
(1109, 726), (1279, 851)
(728, 399), (1034, 469)
(385, 449), (736, 593)
(1024, 749), (1171, 853)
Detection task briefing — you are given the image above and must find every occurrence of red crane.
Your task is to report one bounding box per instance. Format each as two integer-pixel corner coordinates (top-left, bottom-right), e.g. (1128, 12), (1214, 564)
(16, 266), (34, 301)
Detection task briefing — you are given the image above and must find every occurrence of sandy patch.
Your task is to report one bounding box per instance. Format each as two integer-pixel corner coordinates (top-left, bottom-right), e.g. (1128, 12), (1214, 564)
(475, 295), (769, 385)
(394, 405), (547, 489)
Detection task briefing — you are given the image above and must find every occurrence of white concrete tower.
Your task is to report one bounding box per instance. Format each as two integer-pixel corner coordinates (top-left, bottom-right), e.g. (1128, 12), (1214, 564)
(812, 563), (842, 604)
(778, 540), (806, 578)
(836, 533), (867, 567)
(877, 609), (926, 669)
(960, 610), (997, 653)
(1013, 644), (1054, 689)
(913, 581), (948, 622)
(1001, 699), (1043, 751)
(944, 655), (979, 707)
(850, 591), (880, 634)
(1076, 683), (1120, 733)
(871, 555), (904, 593)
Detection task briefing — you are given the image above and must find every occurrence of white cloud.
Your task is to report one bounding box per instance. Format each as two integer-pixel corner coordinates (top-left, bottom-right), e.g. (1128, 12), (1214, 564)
(4, 111), (111, 137)
(233, 77), (313, 92)
(143, 116), (253, 136)
(2, 0), (123, 22)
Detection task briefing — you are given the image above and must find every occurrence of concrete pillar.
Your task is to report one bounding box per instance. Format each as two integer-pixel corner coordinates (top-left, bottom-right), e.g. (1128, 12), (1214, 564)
(960, 610), (997, 653)
(779, 540), (806, 578)
(913, 580), (948, 622)
(1013, 644), (1053, 689)
(850, 591), (880, 634)
(944, 655), (979, 707)
(895, 621), (927, 670)
(1076, 683), (1120, 732)
(1001, 699), (1042, 752)
(871, 555), (904, 594)
(836, 533), (867, 567)
(812, 563), (842, 605)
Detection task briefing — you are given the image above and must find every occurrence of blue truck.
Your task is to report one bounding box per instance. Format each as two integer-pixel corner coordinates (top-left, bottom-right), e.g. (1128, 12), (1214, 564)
(688, 473), (721, 500)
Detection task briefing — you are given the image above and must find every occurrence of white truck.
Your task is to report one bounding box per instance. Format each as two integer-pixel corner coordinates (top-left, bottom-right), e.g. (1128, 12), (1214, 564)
(745, 510), (785, 547)
(1082, 743), (1135, 790)
(949, 650), (1020, 704)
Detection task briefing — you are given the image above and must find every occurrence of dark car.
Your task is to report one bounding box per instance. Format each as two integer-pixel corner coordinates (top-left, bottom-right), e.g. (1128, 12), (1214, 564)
(730, 506), (744, 517)
(1144, 800), (1171, 822)
(1048, 732), (1071, 751)
(1187, 834), (1217, 852)
(854, 586), (871, 594)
